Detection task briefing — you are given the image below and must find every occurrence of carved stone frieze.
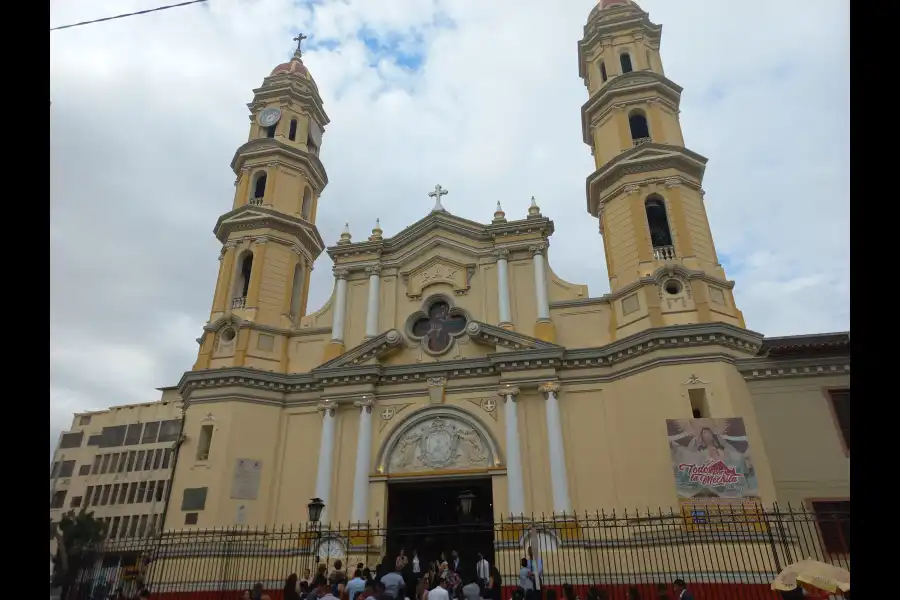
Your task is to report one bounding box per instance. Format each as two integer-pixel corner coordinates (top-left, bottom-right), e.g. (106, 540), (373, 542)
(389, 416), (489, 473)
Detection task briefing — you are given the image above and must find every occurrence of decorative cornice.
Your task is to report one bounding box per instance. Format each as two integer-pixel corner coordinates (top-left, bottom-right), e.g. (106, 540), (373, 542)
(581, 72), (682, 145)
(213, 205), (325, 262)
(230, 137), (328, 193)
(466, 321), (563, 352)
(314, 329), (404, 370)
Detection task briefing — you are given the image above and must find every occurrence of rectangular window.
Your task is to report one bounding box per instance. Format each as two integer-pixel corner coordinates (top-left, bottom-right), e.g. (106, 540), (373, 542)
(92, 455), (102, 475)
(78, 464), (91, 476)
(138, 514), (148, 537)
(100, 485), (111, 505)
(59, 432), (85, 449)
(87, 433), (103, 446)
(811, 500), (850, 554)
(100, 454), (111, 474)
(136, 450), (146, 471)
(99, 425), (127, 448)
(143, 451), (154, 471)
(127, 483), (138, 504)
(117, 453), (126, 473)
(184, 512), (199, 525)
(124, 423), (144, 446)
(119, 516), (130, 539)
(153, 449), (163, 470)
(128, 515), (139, 537)
(157, 419), (181, 443)
(92, 486), (102, 505)
(118, 485), (128, 505)
(109, 453), (119, 473)
(196, 424), (214, 461)
(110, 484), (120, 505)
(49, 461), (60, 478)
(84, 486), (94, 507)
(146, 481), (156, 502)
(137, 482), (147, 503)
(688, 388), (709, 419)
(181, 487), (208, 511)
(78, 415), (92, 426)
(148, 514), (158, 536)
(110, 516), (121, 538)
(126, 451), (137, 472)
(155, 480), (166, 503)
(162, 448), (173, 469)
(50, 491), (67, 509)
(142, 421), (161, 444)
(828, 389), (850, 453)
(58, 460), (75, 478)
(70, 495), (82, 508)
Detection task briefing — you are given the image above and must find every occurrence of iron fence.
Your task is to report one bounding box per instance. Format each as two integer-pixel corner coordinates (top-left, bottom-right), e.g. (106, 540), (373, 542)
(59, 503), (849, 600)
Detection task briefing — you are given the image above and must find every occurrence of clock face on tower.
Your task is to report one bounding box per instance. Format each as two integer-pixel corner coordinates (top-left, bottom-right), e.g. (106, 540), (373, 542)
(257, 107), (282, 127)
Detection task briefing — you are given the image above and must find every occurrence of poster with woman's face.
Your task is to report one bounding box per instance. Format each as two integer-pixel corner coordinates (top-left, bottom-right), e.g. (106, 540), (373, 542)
(666, 417), (759, 501)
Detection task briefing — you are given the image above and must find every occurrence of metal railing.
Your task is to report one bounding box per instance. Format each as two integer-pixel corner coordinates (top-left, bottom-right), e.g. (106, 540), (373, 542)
(60, 503), (849, 600)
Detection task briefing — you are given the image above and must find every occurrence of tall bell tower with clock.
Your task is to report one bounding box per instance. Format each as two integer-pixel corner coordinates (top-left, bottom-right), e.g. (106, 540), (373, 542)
(193, 35), (330, 372)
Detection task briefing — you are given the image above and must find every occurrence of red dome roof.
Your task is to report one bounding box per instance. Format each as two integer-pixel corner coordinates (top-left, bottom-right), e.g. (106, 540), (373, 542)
(271, 56), (310, 77)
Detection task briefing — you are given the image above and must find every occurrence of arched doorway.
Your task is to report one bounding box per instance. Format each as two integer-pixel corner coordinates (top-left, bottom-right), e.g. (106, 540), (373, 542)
(376, 406), (502, 568)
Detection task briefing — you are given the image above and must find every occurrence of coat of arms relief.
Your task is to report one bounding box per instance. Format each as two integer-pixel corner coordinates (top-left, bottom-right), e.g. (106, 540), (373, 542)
(389, 417), (489, 473)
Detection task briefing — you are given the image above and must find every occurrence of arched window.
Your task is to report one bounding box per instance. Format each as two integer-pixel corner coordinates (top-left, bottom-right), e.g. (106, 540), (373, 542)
(301, 187), (312, 221)
(600, 62), (608, 82)
(645, 196), (674, 257)
(252, 172), (267, 201)
(265, 125), (276, 138)
(289, 262), (304, 317)
(628, 111), (650, 145)
(233, 251), (253, 304)
(288, 119), (298, 141)
(620, 52), (633, 74)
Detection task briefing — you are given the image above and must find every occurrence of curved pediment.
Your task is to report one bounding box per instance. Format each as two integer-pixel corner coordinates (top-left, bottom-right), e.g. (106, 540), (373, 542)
(400, 255), (475, 299)
(375, 405), (502, 475)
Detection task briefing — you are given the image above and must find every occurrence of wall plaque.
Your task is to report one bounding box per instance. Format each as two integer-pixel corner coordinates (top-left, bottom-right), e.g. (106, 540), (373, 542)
(231, 458), (263, 500)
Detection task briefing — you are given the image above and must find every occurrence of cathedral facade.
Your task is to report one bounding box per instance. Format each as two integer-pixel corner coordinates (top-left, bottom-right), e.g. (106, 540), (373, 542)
(163, 0), (850, 537)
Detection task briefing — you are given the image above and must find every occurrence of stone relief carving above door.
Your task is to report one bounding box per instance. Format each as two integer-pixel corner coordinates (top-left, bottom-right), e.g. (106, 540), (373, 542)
(388, 415), (489, 473)
(401, 256), (476, 299)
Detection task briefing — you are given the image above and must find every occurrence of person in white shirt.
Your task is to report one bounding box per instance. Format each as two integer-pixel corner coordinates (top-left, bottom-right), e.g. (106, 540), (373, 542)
(427, 575), (451, 600)
(475, 553), (490, 588)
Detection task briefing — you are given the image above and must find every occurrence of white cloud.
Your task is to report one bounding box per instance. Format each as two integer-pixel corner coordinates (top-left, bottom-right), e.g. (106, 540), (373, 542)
(50, 0), (849, 451)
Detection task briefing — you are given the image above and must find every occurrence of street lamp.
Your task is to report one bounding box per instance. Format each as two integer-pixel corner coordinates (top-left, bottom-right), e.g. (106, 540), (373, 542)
(458, 490), (476, 518)
(307, 498), (325, 571)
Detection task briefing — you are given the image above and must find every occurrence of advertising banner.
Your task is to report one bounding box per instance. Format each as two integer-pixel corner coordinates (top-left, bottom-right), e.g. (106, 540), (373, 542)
(666, 417), (759, 506)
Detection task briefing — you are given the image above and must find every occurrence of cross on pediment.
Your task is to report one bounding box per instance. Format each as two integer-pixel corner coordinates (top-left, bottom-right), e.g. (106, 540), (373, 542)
(428, 184), (449, 212)
(412, 301), (466, 353)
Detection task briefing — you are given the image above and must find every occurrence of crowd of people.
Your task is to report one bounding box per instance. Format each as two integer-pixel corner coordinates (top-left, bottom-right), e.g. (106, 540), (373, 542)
(241, 547), (695, 600)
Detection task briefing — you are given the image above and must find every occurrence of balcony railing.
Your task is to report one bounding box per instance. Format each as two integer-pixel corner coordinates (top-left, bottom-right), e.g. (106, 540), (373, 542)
(231, 297), (246, 309)
(632, 137), (651, 147)
(653, 245), (676, 260)
(249, 197), (264, 206)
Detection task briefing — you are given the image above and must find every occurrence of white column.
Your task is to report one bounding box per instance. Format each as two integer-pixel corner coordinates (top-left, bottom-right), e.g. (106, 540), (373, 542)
(539, 382), (571, 515)
(331, 268), (349, 343)
(530, 243), (550, 321)
(494, 250), (512, 326)
(351, 396), (374, 523)
(364, 265), (381, 338)
(314, 400), (338, 522)
(498, 386), (525, 516)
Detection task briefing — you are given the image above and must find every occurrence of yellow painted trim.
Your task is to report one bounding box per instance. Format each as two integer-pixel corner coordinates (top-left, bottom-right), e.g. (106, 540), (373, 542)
(378, 466), (504, 479)
(607, 300), (618, 341)
(692, 280), (713, 323)
(630, 195), (653, 262)
(236, 171), (250, 208)
(534, 319), (556, 343)
(665, 186), (694, 257)
(281, 252), (300, 316)
(643, 286), (664, 327)
(615, 109), (631, 153)
(193, 335), (214, 370)
(499, 322), (515, 331)
(234, 327), (251, 366)
(211, 246), (236, 313)
(648, 104), (665, 144)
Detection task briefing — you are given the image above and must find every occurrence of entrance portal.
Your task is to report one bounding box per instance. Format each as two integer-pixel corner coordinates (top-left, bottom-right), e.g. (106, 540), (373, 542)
(386, 477), (494, 568)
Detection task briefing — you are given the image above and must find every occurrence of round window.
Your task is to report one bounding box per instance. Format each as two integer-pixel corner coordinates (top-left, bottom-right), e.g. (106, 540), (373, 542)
(663, 279), (683, 296)
(220, 328), (236, 342)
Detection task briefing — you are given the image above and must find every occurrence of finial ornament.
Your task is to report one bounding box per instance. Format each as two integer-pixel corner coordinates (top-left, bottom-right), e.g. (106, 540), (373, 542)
(492, 201), (507, 224)
(527, 196), (542, 218)
(293, 33), (308, 58)
(338, 223), (352, 245)
(369, 218), (384, 242)
(428, 184), (449, 213)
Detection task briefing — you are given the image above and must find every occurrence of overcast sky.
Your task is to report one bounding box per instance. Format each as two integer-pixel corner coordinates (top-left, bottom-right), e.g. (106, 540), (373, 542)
(50, 0), (849, 456)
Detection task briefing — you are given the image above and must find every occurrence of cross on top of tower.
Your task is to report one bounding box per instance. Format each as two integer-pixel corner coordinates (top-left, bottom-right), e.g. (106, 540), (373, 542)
(293, 33), (308, 57)
(429, 184), (449, 213)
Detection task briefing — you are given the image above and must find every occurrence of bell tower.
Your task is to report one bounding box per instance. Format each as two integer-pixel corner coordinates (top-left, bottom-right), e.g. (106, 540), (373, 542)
(579, 0), (745, 333)
(193, 35), (329, 371)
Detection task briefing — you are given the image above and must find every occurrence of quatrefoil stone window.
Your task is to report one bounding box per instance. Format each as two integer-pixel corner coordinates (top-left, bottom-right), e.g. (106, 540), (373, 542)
(409, 299), (468, 355)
